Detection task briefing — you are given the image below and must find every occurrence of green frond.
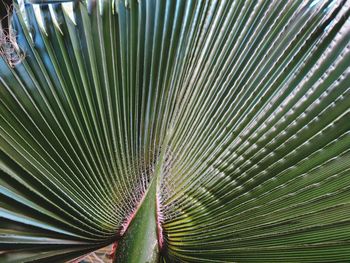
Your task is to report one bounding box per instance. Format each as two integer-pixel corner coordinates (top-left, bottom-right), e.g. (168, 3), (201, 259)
(1, 0), (350, 262)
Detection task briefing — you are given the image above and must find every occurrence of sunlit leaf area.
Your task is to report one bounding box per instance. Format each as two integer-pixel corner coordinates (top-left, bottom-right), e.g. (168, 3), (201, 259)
(1, 0), (350, 262)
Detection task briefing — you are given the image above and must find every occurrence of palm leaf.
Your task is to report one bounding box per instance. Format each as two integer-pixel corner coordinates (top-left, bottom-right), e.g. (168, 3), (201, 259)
(1, 0), (350, 262)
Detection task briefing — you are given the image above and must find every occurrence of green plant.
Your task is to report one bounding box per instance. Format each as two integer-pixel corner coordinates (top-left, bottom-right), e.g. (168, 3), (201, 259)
(1, 0), (350, 262)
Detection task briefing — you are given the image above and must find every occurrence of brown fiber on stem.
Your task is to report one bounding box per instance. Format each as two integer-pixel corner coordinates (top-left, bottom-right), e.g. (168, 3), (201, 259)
(0, 0), (24, 67)
(0, 0), (13, 34)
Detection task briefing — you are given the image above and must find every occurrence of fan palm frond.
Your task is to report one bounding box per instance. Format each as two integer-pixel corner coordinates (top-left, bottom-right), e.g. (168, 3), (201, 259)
(1, 0), (350, 262)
